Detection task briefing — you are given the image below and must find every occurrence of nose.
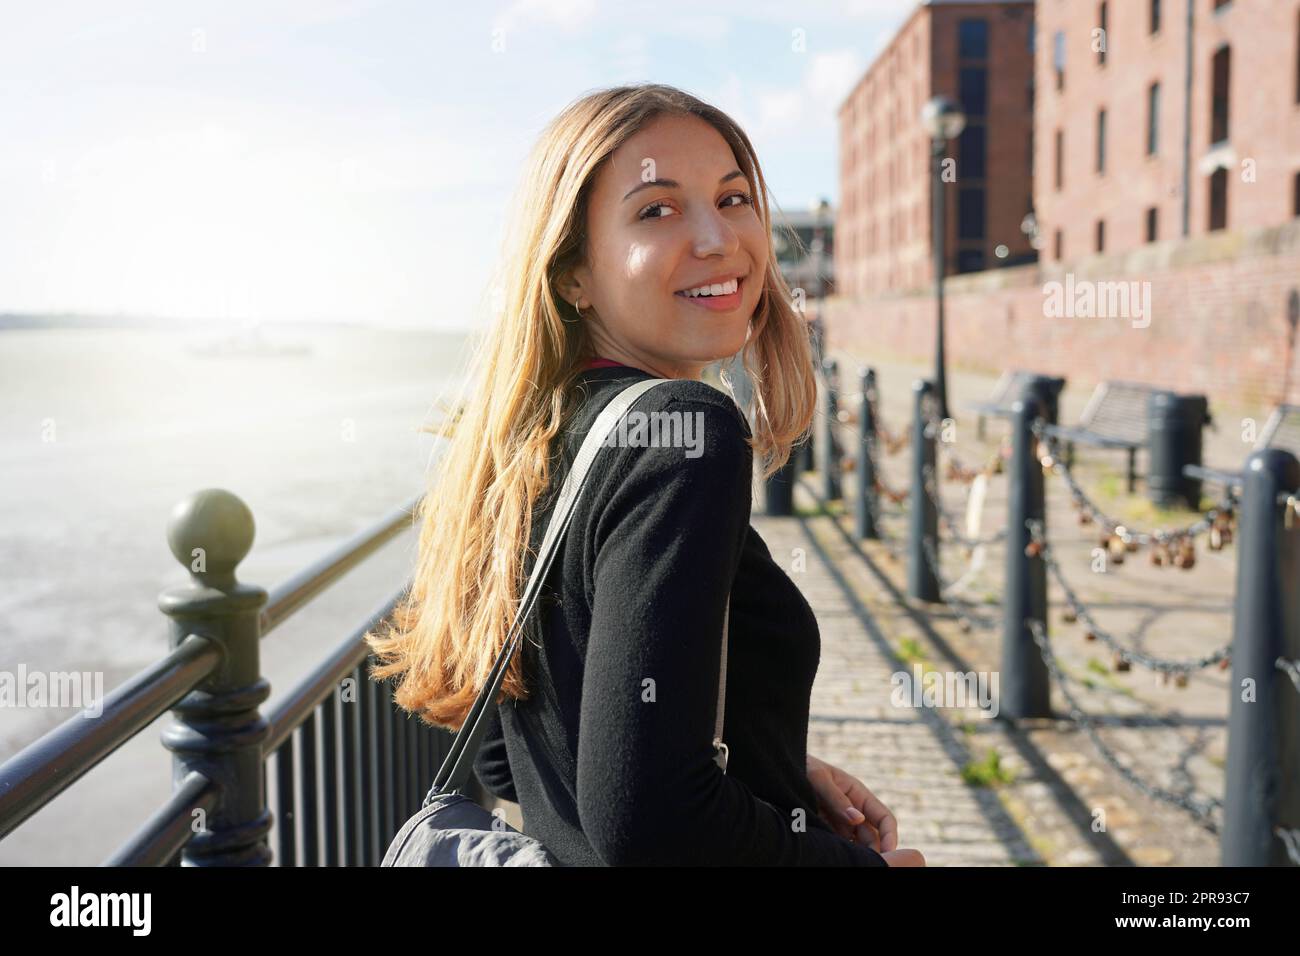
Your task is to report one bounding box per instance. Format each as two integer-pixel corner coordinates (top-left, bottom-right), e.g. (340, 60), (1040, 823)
(690, 205), (740, 259)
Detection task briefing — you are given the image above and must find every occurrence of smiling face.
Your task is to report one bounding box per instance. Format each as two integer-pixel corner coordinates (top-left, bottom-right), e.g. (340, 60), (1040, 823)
(558, 112), (769, 380)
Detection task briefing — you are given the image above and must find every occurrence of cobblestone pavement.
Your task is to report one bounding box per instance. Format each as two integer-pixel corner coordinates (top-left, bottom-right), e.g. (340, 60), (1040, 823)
(766, 348), (1235, 866)
(752, 502), (1043, 866)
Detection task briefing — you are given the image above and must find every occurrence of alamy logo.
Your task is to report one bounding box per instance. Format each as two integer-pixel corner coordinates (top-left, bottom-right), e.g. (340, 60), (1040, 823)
(604, 410), (705, 458)
(1042, 273), (1152, 328)
(0, 665), (104, 717)
(890, 664), (1000, 718)
(50, 886), (151, 935)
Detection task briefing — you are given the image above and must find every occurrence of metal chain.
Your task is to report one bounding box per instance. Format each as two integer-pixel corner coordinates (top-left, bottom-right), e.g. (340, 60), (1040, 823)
(1025, 618), (1224, 832)
(1277, 657), (1300, 693)
(1026, 519), (1232, 676)
(858, 429), (904, 560)
(936, 431), (1007, 485)
(1276, 826), (1300, 866)
(921, 462), (1008, 549)
(1030, 419), (1236, 548)
(810, 390), (909, 456)
(920, 535), (997, 631)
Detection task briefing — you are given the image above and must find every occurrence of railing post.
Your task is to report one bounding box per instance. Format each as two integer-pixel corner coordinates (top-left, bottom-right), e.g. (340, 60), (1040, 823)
(820, 357), (842, 502)
(1002, 396), (1052, 719)
(159, 489), (273, 866)
(907, 379), (940, 602)
(763, 455), (797, 516)
(1222, 449), (1300, 866)
(1024, 374), (1067, 427)
(855, 367), (880, 540)
(796, 428), (814, 475)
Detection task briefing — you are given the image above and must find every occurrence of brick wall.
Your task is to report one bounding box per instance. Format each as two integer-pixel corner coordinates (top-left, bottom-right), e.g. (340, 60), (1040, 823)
(1034, 0), (1300, 262)
(827, 218), (1300, 408)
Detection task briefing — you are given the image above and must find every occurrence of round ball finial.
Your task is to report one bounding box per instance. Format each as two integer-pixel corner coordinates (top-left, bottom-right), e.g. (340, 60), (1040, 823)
(167, 489), (256, 581)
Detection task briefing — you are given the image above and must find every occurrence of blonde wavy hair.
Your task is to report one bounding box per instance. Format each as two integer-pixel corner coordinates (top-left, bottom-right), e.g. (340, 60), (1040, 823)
(364, 83), (818, 730)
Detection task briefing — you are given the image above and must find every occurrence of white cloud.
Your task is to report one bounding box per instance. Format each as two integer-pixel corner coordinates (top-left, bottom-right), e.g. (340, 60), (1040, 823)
(493, 0), (600, 33)
(747, 48), (866, 138)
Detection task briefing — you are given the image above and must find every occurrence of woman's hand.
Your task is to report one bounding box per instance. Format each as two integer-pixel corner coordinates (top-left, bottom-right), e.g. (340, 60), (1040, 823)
(806, 753), (926, 865)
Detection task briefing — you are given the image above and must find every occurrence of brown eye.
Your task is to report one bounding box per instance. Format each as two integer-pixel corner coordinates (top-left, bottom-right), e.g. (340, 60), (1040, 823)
(638, 201), (679, 220)
(722, 192), (754, 209)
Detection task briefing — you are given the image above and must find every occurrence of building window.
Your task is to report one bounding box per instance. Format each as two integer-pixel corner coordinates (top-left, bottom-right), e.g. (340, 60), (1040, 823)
(1096, 220), (1105, 252)
(1213, 0), (1231, 11)
(1147, 83), (1160, 154)
(958, 124), (986, 178)
(959, 67), (988, 116)
(1151, 0), (1162, 33)
(1054, 31), (1066, 90)
(1097, 108), (1107, 174)
(959, 19), (989, 59)
(1211, 45), (1231, 144)
(958, 188), (986, 240)
(1146, 206), (1159, 242)
(1055, 129), (1064, 190)
(1098, 2), (1108, 65)
(1293, 171), (1300, 217)
(1209, 167), (1228, 230)
(957, 249), (986, 273)
(1054, 229), (1063, 260)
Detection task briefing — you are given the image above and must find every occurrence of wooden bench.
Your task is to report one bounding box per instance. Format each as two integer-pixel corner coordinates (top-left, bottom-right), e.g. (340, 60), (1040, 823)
(967, 370), (1043, 440)
(1054, 381), (1163, 493)
(1258, 403), (1300, 455)
(1184, 403), (1300, 489)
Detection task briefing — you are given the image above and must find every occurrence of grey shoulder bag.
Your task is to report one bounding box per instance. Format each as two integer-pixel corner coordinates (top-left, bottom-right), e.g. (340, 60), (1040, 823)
(381, 376), (732, 867)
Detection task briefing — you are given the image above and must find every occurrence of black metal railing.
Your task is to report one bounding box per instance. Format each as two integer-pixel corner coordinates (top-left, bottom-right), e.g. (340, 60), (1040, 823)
(0, 488), (458, 866)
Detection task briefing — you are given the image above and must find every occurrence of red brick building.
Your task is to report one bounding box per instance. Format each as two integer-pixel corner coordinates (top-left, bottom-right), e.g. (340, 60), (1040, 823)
(830, 0), (1300, 408)
(1035, 0), (1300, 262)
(836, 0), (1035, 298)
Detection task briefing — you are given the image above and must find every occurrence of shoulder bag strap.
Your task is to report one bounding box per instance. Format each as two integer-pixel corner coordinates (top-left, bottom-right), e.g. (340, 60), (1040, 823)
(428, 377), (734, 800)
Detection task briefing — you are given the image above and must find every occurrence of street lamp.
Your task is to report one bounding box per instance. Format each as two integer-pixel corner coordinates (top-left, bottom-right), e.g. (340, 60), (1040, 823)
(921, 95), (966, 421)
(810, 197), (832, 366)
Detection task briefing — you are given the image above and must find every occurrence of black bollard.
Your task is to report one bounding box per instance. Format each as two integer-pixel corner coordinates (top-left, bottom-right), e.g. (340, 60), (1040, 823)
(820, 358), (842, 502)
(1222, 449), (1300, 866)
(1147, 391), (1210, 510)
(763, 453), (797, 516)
(1001, 395), (1052, 719)
(1024, 374), (1067, 426)
(795, 412), (814, 474)
(856, 368), (880, 540)
(907, 380), (940, 602)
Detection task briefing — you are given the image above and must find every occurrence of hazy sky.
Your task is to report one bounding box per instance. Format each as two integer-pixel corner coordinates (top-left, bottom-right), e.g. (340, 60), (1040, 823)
(1, 0), (915, 329)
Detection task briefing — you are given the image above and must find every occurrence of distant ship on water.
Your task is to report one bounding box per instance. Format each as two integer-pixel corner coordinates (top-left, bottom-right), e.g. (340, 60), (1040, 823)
(187, 321), (313, 358)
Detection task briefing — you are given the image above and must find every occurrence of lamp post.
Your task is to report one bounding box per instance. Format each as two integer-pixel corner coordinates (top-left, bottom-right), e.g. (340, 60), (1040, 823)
(921, 95), (966, 422)
(810, 197), (831, 366)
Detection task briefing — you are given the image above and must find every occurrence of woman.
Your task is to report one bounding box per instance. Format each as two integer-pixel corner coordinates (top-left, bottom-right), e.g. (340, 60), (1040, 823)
(367, 83), (924, 867)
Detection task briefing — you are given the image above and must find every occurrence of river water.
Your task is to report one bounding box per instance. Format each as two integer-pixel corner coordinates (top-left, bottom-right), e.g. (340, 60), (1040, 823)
(0, 324), (476, 862)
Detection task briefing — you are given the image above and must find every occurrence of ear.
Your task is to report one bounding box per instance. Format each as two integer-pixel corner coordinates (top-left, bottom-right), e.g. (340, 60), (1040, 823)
(554, 262), (591, 310)
(551, 269), (582, 310)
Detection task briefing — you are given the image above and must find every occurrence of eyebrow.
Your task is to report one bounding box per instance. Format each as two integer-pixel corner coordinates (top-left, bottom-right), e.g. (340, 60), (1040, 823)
(623, 169), (747, 201)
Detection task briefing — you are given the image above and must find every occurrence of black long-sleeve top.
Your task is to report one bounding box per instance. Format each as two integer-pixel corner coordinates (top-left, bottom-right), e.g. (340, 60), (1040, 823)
(472, 364), (888, 866)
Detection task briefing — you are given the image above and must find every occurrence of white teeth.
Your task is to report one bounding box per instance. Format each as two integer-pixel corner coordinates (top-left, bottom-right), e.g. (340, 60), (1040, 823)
(681, 278), (739, 297)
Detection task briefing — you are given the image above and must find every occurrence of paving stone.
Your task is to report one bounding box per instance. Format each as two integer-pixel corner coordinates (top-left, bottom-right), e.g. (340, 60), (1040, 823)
(745, 426), (1227, 866)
